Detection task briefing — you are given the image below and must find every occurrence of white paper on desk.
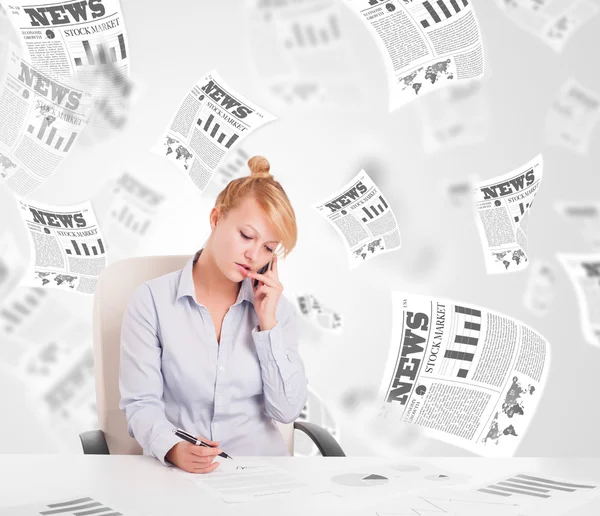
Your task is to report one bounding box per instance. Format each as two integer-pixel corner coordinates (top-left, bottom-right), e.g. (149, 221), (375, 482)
(0, 495), (139, 515)
(308, 460), (469, 505)
(173, 459), (318, 503)
(355, 488), (525, 516)
(471, 471), (600, 516)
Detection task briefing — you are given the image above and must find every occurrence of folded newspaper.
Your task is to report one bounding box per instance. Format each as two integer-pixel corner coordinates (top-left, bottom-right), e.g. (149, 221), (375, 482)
(557, 253), (600, 348)
(378, 292), (550, 456)
(313, 169), (401, 269)
(474, 155), (543, 274)
(152, 69), (275, 194)
(344, 0), (485, 111)
(18, 199), (107, 294)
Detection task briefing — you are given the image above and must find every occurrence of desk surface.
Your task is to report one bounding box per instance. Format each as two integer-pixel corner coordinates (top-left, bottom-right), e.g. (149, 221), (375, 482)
(0, 455), (599, 516)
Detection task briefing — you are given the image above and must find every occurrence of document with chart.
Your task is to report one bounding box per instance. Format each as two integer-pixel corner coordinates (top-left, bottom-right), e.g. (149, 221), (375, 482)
(17, 199), (107, 294)
(0, 44), (93, 197)
(152, 69), (275, 194)
(378, 292), (551, 456)
(344, 0), (484, 110)
(312, 169), (401, 269)
(474, 155), (543, 274)
(0, 495), (140, 516)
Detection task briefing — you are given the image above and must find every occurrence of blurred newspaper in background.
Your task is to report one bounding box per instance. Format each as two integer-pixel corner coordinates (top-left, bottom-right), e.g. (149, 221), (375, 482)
(495, 0), (599, 53)
(474, 155), (543, 274)
(152, 70), (275, 194)
(0, 286), (97, 441)
(246, 0), (360, 108)
(293, 292), (343, 334)
(96, 170), (166, 264)
(0, 232), (25, 298)
(379, 292), (550, 456)
(555, 200), (600, 249)
(558, 253), (600, 348)
(0, 44), (93, 197)
(345, 0), (484, 110)
(523, 261), (556, 317)
(313, 169), (401, 269)
(18, 199), (107, 294)
(2, 0), (130, 81)
(546, 78), (600, 155)
(419, 79), (489, 153)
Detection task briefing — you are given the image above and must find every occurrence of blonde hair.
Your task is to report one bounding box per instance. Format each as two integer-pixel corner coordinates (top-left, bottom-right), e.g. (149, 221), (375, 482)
(214, 156), (297, 258)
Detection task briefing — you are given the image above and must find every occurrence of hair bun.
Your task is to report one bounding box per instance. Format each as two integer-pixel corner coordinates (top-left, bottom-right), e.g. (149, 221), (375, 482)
(248, 155), (271, 179)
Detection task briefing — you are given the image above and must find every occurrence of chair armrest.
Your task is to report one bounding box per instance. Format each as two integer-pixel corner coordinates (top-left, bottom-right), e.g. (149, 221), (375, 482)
(79, 429), (110, 455)
(293, 421), (346, 457)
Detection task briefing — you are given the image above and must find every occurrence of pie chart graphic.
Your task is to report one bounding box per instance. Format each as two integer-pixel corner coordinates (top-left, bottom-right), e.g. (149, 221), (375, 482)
(331, 473), (389, 487)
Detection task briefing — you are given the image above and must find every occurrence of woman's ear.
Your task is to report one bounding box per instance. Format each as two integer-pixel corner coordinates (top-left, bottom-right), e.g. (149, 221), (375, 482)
(209, 207), (220, 230)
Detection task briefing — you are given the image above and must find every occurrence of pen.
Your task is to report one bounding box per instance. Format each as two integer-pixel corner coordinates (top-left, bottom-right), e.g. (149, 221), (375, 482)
(173, 428), (233, 459)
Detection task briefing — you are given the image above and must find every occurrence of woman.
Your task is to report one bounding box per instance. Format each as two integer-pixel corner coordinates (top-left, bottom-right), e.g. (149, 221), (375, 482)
(119, 156), (308, 474)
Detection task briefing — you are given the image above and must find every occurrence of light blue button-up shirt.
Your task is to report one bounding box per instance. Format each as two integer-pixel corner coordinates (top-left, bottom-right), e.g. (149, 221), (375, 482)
(119, 250), (308, 465)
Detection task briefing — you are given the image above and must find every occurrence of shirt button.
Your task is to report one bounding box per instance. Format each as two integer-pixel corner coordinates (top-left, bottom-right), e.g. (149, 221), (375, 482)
(218, 365), (224, 372)
(214, 422), (219, 428)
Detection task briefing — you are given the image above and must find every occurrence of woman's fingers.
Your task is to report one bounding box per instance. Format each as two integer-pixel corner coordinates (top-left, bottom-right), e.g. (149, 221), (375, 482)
(191, 461), (220, 474)
(188, 445), (222, 458)
(197, 436), (219, 447)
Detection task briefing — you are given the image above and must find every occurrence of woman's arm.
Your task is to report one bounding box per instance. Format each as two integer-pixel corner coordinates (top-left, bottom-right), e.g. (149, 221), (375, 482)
(252, 296), (309, 423)
(119, 283), (180, 465)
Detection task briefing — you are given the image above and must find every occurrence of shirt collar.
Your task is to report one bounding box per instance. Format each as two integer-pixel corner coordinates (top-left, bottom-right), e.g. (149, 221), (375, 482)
(176, 249), (255, 306)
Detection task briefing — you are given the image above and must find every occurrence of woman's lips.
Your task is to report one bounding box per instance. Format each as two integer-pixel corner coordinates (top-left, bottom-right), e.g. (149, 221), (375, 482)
(236, 263), (250, 274)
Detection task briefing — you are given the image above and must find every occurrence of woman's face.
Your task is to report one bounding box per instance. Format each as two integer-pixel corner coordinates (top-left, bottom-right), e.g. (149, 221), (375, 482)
(210, 196), (280, 282)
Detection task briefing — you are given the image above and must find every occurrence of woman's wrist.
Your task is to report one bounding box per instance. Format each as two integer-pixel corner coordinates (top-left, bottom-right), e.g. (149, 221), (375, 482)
(258, 319), (277, 332)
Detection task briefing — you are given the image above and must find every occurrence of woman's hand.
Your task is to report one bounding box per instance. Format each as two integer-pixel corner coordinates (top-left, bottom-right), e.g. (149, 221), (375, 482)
(165, 436), (221, 474)
(246, 254), (283, 331)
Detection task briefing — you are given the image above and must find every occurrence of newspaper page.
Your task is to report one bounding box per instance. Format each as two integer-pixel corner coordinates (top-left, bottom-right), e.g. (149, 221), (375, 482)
(313, 169), (401, 269)
(557, 253), (600, 348)
(98, 170), (165, 264)
(474, 155), (543, 274)
(419, 79), (489, 153)
(545, 78), (600, 155)
(555, 200), (600, 249)
(246, 0), (359, 108)
(0, 43), (93, 197)
(344, 0), (485, 111)
(18, 199), (107, 294)
(293, 292), (343, 333)
(2, 0), (130, 82)
(152, 69), (276, 194)
(378, 292), (551, 456)
(494, 0), (599, 53)
(212, 146), (251, 188)
(523, 260), (556, 317)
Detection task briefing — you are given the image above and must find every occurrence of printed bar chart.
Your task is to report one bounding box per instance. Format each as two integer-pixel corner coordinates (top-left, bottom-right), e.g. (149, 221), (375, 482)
(65, 238), (105, 256)
(285, 14), (341, 48)
(361, 196), (389, 222)
(74, 33), (127, 66)
(112, 204), (152, 236)
(197, 114), (239, 148)
(27, 122), (77, 153)
(418, 0), (468, 29)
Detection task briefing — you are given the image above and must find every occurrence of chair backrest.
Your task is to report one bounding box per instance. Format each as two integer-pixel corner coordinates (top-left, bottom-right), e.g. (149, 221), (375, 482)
(93, 255), (294, 455)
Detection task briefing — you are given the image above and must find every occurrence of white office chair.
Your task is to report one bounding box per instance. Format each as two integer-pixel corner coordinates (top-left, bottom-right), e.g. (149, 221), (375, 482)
(79, 255), (345, 457)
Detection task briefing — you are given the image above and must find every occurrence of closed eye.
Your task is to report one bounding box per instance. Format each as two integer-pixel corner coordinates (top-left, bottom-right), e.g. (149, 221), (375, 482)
(240, 231), (251, 240)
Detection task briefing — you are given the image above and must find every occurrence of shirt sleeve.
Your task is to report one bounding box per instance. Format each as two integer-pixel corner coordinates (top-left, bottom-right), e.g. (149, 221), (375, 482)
(251, 296), (309, 424)
(119, 283), (181, 466)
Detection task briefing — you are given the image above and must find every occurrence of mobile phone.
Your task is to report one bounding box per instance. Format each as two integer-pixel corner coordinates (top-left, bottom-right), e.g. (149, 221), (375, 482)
(254, 261), (271, 288)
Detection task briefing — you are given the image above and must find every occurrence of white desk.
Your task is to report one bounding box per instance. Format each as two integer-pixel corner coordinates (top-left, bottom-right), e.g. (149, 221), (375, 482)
(0, 455), (599, 515)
